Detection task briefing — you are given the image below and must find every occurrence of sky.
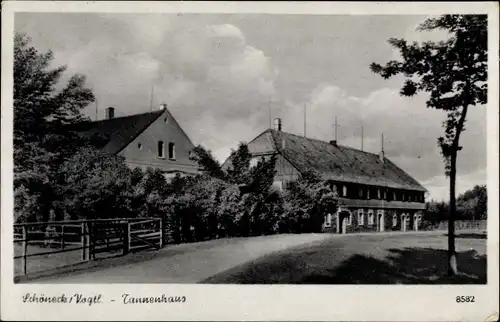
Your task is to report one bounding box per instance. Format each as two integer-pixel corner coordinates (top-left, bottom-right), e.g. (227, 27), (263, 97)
(14, 13), (487, 201)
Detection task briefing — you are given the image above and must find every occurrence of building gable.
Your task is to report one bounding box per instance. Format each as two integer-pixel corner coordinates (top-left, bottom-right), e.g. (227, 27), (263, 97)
(121, 109), (199, 174)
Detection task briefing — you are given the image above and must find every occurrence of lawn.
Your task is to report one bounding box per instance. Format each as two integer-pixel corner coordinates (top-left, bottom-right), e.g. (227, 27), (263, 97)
(202, 231), (487, 284)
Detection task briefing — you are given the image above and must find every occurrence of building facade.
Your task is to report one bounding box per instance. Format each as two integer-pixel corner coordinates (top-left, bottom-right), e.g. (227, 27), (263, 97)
(71, 105), (200, 179)
(224, 118), (427, 234)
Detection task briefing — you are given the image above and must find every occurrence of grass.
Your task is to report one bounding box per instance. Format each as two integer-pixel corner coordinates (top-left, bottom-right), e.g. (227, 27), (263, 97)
(201, 232), (487, 284)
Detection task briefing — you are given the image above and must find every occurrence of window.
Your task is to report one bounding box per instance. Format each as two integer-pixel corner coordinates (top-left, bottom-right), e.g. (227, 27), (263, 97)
(409, 193), (412, 202)
(168, 143), (175, 159)
(392, 214), (398, 227)
(368, 211), (374, 225)
(383, 190), (387, 200)
(359, 187), (364, 198)
(164, 117), (168, 123)
(157, 141), (164, 158)
(377, 188), (381, 199)
(367, 189), (370, 200)
(324, 213), (332, 227)
(393, 192), (397, 201)
(137, 142), (143, 150)
(348, 213), (352, 225)
(358, 210), (364, 226)
(342, 185), (347, 197)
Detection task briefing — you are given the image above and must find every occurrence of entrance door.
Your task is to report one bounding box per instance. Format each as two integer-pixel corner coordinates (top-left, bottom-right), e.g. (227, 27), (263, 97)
(341, 217), (347, 234)
(401, 214), (406, 232)
(378, 213), (385, 232)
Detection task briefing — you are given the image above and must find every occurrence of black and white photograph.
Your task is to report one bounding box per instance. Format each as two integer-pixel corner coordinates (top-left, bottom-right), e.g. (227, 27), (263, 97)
(1, 1), (499, 321)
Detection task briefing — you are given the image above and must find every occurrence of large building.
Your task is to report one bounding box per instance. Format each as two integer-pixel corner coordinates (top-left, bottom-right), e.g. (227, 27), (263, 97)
(70, 105), (200, 179)
(224, 118), (427, 234)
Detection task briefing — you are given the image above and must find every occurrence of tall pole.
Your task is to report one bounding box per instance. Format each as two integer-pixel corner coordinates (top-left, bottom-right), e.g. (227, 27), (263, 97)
(95, 98), (98, 121)
(150, 86), (155, 111)
(269, 97), (272, 129)
(361, 125), (364, 151)
(335, 116), (338, 141)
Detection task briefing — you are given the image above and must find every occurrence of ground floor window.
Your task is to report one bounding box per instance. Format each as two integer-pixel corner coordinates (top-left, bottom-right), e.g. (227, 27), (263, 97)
(347, 212), (352, 225)
(358, 209), (364, 225)
(392, 214), (398, 227)
(368, 211), (374, 225)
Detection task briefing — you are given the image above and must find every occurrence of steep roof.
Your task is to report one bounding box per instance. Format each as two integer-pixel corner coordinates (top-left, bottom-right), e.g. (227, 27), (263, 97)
(69, 110), (165, 154)
(250, 129), (426, 192)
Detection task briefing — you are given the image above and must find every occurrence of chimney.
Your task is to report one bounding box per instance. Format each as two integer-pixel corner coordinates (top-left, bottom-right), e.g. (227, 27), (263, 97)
(105, 107), (115, 120)
(330, 140), (337, 147)
(274, 118), (282, 131)
(159, 103), (167, 110)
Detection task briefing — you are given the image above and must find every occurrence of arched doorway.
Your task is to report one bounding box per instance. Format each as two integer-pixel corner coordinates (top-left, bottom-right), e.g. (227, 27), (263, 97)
(401, 213), (407, 232)
(414, 213), (421, 231)
(377, 211), (385, 232)
(337, 211), (350, 234)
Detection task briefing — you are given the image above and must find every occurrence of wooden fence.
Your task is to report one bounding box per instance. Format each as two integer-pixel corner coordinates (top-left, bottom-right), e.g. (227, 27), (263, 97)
(14, 218), (162, 276)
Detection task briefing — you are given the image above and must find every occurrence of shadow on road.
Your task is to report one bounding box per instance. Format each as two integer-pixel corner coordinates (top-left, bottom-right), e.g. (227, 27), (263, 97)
(203, 247), (486, 285)
(303, 248), (486, 284)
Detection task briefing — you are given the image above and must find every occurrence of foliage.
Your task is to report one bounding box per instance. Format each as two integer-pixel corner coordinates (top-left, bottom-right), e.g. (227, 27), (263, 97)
(190, 145), (226, 179)
(282, 172), (339, 233)
(13, 32), (95, 222)
(370, 15), (486, 174)
(370, 14), (487, 275)
(55, 147), (135, 220)
(426, 185), (488, 221)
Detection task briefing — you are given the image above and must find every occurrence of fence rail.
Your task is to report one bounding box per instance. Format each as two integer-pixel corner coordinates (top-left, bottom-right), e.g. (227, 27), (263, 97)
(14, 218), (163, 277)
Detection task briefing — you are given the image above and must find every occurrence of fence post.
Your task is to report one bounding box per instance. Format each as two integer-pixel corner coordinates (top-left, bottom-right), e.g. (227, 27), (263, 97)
(61, 225), (65, 250)
(81, 223), (86, 261)
(123, 222), (130, 255)
(22, 226), (27, 275)
(159, 218), (163, 248)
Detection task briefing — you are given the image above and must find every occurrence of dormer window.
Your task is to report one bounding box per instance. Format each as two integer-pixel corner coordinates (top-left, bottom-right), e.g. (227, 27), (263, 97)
(168, 142), (176, 160)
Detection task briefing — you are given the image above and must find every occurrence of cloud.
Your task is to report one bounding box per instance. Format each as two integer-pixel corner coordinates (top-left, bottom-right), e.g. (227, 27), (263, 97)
(14, 13), (486, 201)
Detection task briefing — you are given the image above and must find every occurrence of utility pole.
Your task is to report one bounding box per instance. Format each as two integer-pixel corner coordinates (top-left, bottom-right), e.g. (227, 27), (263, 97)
(361, 125), (364, 151)
(150, 86), (155, 111)
(334, 116), (338, 141)
(269, 97), (272, 129)
(303, 104), (307, 137)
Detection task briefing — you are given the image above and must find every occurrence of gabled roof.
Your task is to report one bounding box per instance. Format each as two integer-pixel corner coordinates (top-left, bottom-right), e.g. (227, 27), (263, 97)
(247, 129), (427, 192)
(69, 110), (165, 154)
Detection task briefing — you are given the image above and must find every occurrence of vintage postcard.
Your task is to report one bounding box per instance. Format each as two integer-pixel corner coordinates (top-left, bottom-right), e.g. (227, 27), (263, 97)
(1, 1), (499, 321)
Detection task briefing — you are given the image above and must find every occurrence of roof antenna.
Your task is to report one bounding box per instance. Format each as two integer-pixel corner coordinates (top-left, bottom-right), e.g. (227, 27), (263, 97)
(303, 103), (307, 137)
(149, 86), (155, 112)
(95, 98), (98, 121)
(268, 97), (272, 129)
(361, 125), (364, 151)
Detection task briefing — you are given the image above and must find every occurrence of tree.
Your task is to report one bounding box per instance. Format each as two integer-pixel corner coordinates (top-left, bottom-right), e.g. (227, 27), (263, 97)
(370, 15), (487, 275)
(14, 32), (94, 170)
(56, 147), (135, 220)
(282, 171), (338, 233)
(14, 32), (95, 222)
(190, 145), (226, 179)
